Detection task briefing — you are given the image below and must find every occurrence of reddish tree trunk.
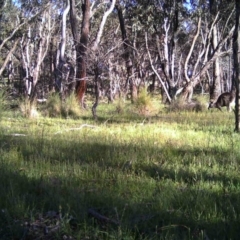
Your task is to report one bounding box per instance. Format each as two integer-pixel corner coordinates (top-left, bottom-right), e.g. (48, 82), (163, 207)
(76, 0), (90, 107)
(70, 0), (90, 107)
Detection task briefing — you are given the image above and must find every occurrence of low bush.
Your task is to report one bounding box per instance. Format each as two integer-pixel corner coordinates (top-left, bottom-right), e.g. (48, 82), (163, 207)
(134, 87), (155, 116)
(45, 93), (81, 118)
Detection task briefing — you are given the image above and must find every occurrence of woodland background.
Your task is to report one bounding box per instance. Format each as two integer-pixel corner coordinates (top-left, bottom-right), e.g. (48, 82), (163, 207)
(0, 0), (239, 119)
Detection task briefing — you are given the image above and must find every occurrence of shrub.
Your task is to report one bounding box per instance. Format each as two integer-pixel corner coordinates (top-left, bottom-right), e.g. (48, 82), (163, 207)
(62, 93), (81, 118)
(167, 97), (204, 112)
(45, 93), (62, 117)
(45, 93), (81, 118)
(19, 98), (40, 119)
(134, 87), (154, 116)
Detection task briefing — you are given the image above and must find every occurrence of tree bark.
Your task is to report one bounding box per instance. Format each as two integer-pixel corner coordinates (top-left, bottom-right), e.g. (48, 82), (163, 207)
(210, 24), (221, 102)
(75, 0), (90, 108)
(116, 4), (137, 103)
(55, 0), (70, 100)
(0, 39), (19, 77)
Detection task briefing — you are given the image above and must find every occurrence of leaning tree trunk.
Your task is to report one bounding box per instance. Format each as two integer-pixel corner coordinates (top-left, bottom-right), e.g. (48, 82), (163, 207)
(0, 39), (19, 78)
(233, 0), (240, 132)
(91, 0), (116, 118)
(181, 17), (201, 102)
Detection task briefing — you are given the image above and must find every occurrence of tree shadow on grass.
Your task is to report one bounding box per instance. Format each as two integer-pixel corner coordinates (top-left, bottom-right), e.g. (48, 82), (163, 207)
(0, 134), (240, 239)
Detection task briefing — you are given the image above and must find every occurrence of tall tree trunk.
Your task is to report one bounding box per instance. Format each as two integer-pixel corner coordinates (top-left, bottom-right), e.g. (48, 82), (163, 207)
(55, 0), (70, 101)
(209, 24), (221, 101)
(76, 0), (90, 108)
(209, 0), (222, 102)
(116, 4), (137, 103)
(233, 0), (240, 132)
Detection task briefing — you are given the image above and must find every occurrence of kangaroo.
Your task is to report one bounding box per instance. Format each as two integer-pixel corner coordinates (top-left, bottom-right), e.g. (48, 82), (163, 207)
(208, 91), (236, 112)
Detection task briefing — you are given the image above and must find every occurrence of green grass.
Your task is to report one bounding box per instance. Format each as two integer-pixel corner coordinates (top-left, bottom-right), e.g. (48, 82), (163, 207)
(0, 100), (239, 239)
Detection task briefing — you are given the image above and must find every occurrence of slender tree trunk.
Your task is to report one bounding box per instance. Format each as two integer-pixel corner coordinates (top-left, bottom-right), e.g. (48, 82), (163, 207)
(0, 39), (19, 77)
(181, 17), (201, 101)
(92, 66), (100, 120)
(233, 0), (240, 132)
(21, 28), (32, 97)
(55, 0), (70, 101)
(145, 32), (172, 103)
(209, 24), (221, 101)
(91, 0), (116, 117)
(49, 41), (55, 92)
(116, 4), (136, 103)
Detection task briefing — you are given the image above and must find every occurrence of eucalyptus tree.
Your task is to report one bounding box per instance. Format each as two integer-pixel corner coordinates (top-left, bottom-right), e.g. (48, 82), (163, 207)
(91, 0), (116, 118)
(116, 2), (138, 103)
(180, 0), (235, 102)
(69, 0), (119, 112)
(117, 0), (189, 102)
(55, 0), (71, 101)
(19, 2), (53, 101)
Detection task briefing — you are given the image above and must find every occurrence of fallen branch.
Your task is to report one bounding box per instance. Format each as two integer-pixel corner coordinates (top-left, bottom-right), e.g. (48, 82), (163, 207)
(9, 133), (27, 137)
(37, 98), (47, 103)
(88, 208), (120, 226)
(55, 124), (97, 134)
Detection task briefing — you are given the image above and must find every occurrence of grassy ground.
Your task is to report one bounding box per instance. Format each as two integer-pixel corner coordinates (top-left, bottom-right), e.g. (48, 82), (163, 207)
(0, 99), (240, 239)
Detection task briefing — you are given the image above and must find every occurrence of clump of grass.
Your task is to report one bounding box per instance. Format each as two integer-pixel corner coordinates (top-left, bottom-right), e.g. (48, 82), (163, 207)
(167, 97), (204, 112)
(115, 98), (126, 114)
(134, 87), (155, 116)
(45, 93), (62, 117)
(19, 98), (40, 119)
(45, 93), (81, 118)
(62, 93), (82, 118)
(0, 89), (8, 119)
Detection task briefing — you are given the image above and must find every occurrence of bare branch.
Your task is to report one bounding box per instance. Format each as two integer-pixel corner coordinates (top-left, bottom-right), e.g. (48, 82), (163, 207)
(184, 16), (201, 82)
(0, 3), (50, 51)
(92, 0), (116, 51)
(145, 32), (171, 103)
